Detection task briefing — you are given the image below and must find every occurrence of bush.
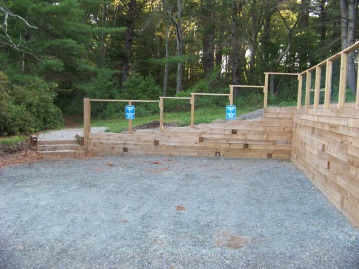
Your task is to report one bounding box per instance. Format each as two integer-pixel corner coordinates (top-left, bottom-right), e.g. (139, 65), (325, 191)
(122, 73), (161, 100)
(0, 72), (63, 136)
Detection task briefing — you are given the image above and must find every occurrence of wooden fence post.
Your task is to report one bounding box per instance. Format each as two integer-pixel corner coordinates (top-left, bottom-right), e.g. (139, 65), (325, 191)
(264, 73), (269, 108)
(297, 74), (302, 109)
(83, 98), (91, 152)
(159, 98), (164, 131)
(324, 60), (333, 109)
(305, 71), (311, 109)
(229, 85), (234, 105)
(338, 52), (348, 109)
(128, 101), (133, 134)
(314, 66), (321, 109)
(190, 94), (195, 128)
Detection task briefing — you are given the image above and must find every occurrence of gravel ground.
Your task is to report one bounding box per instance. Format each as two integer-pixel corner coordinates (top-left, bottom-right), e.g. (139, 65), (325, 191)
(0, 156), (358, 269)
(37, 127), (108, 141)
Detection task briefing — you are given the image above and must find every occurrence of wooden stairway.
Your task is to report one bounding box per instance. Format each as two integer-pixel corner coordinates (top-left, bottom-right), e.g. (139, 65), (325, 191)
(31, 137), (85, 155)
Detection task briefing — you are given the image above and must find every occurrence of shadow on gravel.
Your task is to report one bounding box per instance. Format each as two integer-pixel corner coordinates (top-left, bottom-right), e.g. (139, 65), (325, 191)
(0, 157), (358, 269)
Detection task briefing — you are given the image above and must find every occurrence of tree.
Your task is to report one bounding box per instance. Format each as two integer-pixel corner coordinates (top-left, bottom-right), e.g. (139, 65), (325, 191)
(175, 0), (183, 93)
(161, 0), (175, 96)
(121, 0), (144, 85)
(0, 3), (37, 57)
(200, 0), (215, 76)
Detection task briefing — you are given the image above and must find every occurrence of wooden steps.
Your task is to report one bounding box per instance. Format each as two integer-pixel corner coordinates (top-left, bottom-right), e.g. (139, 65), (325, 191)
(33, 139), (85, 155)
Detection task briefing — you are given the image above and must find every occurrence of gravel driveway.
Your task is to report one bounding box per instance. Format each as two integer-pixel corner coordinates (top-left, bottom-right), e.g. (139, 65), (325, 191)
(0, 156), (358, 269)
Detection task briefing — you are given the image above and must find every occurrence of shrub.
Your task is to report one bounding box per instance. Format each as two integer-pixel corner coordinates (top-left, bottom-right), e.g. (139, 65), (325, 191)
(122, 73), (161, 100)
(0, 72), (63, 136)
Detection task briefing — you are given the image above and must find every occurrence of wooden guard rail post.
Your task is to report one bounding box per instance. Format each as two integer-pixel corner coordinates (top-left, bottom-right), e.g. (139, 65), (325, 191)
(128, 100), (133, 134)
(83, 98), (91, 152)
(338, 52), (348, 109)
(324, 60), (333, 109)
(297, 74), (303, 109)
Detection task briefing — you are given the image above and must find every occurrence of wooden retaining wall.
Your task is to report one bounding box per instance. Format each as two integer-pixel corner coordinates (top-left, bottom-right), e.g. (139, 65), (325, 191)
(291, 104), (359, 227)
(88, 107), (295, 159)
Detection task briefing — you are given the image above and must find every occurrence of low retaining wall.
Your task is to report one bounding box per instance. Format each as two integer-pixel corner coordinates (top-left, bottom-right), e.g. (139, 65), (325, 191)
(88, 107), (295, 159)
(291, 104), (359, 227)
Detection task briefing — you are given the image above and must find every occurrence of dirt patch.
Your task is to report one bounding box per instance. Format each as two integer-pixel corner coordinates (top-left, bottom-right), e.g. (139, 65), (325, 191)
(0, 140), (31, 156)
(214, 230), (253, 249)
(64, 115), (82, 128)
(0, 150), (94, 169)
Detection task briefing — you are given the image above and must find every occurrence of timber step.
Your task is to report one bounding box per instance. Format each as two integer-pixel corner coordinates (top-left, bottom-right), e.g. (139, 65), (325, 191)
(38, 149), (85, 155)
(31, 137), (85, 155)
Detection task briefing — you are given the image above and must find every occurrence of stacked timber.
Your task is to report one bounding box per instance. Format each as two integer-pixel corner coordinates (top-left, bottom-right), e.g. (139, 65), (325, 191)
(88, 106), (295, 160)
(291, 104), (359, 227)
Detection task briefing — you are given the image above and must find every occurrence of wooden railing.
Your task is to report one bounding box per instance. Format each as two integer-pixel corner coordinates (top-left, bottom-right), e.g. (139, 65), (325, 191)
(297, 41), (359, 110)
(83, 98), (160, 151)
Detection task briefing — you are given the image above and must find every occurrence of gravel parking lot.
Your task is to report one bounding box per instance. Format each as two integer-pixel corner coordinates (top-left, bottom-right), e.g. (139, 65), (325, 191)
(0, 156), (358, 268)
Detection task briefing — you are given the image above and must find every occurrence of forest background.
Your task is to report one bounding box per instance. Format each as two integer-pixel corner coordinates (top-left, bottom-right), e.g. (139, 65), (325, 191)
(0, 0), (358, 136)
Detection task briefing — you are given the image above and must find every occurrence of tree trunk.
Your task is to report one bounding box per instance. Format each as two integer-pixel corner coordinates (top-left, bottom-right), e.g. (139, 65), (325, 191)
(100, 2), (108, 68)
(202, 0), (215, 76)
(299, 0), (310, 28)
(248, 0), (260, 84)
(230, 1), (240, 89)
(163, 16), (170, 96)
(340, 0), (358, 93)
(261, 9), (271, 72)
(121, 0), (137, 86)
(215, 28), (224, 68)
(176, 0), (183, 94)
(319, 0), (327, 42)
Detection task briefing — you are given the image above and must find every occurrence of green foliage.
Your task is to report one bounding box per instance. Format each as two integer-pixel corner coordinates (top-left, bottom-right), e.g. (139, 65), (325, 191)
(149, 55), (197, 65)
(0, 135), (27, 145)
(122, 73), (161, 100)
(330, 84), (357, 103)
(119, 73), (161, 116)
(40, 59), (65, 73)
(189, 66), (222, 93)
(0, 72), (63, 136)
(93, 73), (162, 120)
(236, 92), (263, 109)
(277, 101), (297, 107)
(78, 68), (118, 99)
(175, 90), (191, 97)
(0, 0), (353, 120)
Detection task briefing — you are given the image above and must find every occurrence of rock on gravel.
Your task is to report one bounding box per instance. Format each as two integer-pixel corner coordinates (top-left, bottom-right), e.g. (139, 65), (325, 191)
(0, 156), (358, 269)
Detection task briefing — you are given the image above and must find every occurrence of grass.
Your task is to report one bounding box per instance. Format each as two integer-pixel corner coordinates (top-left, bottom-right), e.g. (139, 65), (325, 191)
(90, 106), (261, 133)
(0, 135), (27, 145)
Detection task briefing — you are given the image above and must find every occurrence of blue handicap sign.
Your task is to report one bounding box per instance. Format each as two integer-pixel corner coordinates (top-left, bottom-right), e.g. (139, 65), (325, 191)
(125, 105), (135, 120)
(226, 105), (236, 120)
